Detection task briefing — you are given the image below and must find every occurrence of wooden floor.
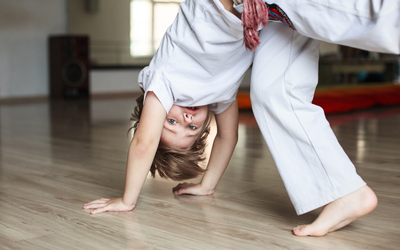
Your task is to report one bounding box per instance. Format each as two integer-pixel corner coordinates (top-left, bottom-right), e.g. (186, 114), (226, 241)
(1, 97), (400, 250)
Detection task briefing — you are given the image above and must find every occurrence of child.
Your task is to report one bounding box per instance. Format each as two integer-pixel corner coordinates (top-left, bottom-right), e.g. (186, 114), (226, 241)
(83, 0), (253, 214)
(84, 0), (397, 237)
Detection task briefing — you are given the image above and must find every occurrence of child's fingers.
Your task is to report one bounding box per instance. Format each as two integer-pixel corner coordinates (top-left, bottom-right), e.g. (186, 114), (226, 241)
(174, 189), (187, 195)
(174, 186), (194, 195)
(86, 198), (110, 205)
(83, 202), (107, 210)
(172, 185), (182, 192)
(83, 198), (110, 209)
(173, 189), (182, 195)
(90, 206), (109, 215)
(83, 199), (111, 209)
(83, 198), (109, 206)
(173, 183), (191, 195)
(84, 198), (135, 214)
(173, 182), (189, 190)
(172, 185), (182, 193)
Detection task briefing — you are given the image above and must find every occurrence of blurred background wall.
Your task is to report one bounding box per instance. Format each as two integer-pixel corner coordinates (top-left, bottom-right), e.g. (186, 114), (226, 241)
(1, 0), (397, 102)
(0, 0), (67, 99)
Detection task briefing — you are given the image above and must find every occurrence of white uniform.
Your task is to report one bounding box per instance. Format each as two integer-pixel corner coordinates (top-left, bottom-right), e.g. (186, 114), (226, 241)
(246, 0), (400, 215)
(139, 0), (254, 115)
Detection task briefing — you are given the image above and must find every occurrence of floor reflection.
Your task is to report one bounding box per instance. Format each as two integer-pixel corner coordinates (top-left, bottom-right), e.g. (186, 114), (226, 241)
(49, 99), (91, 142)
(328, 106), (400, 165)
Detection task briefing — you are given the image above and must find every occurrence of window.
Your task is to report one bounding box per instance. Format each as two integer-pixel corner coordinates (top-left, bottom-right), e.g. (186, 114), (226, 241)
(130, 0), (184, 57)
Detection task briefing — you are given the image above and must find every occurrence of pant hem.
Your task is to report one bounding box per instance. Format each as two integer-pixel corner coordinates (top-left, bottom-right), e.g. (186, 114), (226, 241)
(294, 177), (366, 215)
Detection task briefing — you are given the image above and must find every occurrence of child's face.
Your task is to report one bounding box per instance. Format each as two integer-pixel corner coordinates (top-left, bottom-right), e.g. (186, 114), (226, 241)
(161, 105), (208, 149)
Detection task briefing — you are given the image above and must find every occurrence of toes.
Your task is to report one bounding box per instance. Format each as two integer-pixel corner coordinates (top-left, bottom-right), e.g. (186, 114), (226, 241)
(293, 224), (328, 237)
(292, 226), (301, 233)
(292, 225), (309, 237)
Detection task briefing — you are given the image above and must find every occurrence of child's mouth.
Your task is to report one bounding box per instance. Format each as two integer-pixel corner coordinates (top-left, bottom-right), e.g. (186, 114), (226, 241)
(186, 107), (199, 114)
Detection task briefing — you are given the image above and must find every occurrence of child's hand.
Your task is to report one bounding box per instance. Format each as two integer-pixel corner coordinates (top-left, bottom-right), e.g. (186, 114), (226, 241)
(83, 198), (135, 215)
(172, 182), (214, 196)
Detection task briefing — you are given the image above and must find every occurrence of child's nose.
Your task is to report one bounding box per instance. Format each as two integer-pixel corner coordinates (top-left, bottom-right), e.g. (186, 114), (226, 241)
(184, 113), (194, 122)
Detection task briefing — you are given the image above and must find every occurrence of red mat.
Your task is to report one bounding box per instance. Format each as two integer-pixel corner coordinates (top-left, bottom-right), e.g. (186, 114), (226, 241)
(237, 84), (400, 114)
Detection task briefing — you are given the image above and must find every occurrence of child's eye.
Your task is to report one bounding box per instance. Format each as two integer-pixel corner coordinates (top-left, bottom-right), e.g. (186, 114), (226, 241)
(188, 125), (196, 130)
(168, 119), (177, 124)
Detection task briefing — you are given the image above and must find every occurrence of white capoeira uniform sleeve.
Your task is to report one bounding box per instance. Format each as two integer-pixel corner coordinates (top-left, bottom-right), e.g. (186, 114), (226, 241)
(234, 0), (399, 54)
(266, 0), (400, 54)
(138, 0), (254, 115)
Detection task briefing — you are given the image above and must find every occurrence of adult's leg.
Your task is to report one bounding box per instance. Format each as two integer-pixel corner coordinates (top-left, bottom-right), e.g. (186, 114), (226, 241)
(268, 0), (400, 54)
(250, 22), (377, 235)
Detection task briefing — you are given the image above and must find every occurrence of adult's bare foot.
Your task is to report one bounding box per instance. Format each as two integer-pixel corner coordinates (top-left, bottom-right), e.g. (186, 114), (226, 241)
(293, 185), (377, 237)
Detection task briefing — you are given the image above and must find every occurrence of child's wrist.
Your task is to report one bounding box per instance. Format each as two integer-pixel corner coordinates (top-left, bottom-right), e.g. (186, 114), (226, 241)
(122, 196), (137, 208)
(200, 182), (216, 195)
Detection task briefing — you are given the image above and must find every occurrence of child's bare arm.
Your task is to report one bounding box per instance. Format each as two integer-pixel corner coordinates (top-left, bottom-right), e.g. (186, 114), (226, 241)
(173, 100), (239, 195)
(83, 92), (166, 214)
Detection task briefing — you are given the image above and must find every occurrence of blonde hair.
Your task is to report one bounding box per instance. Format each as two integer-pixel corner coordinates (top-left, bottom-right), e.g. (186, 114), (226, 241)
(130, 93), (212, 181)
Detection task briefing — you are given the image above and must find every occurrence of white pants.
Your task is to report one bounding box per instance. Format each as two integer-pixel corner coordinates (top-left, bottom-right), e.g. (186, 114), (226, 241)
(270, 0), (400, 54)
(250, 22), (366, 215)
